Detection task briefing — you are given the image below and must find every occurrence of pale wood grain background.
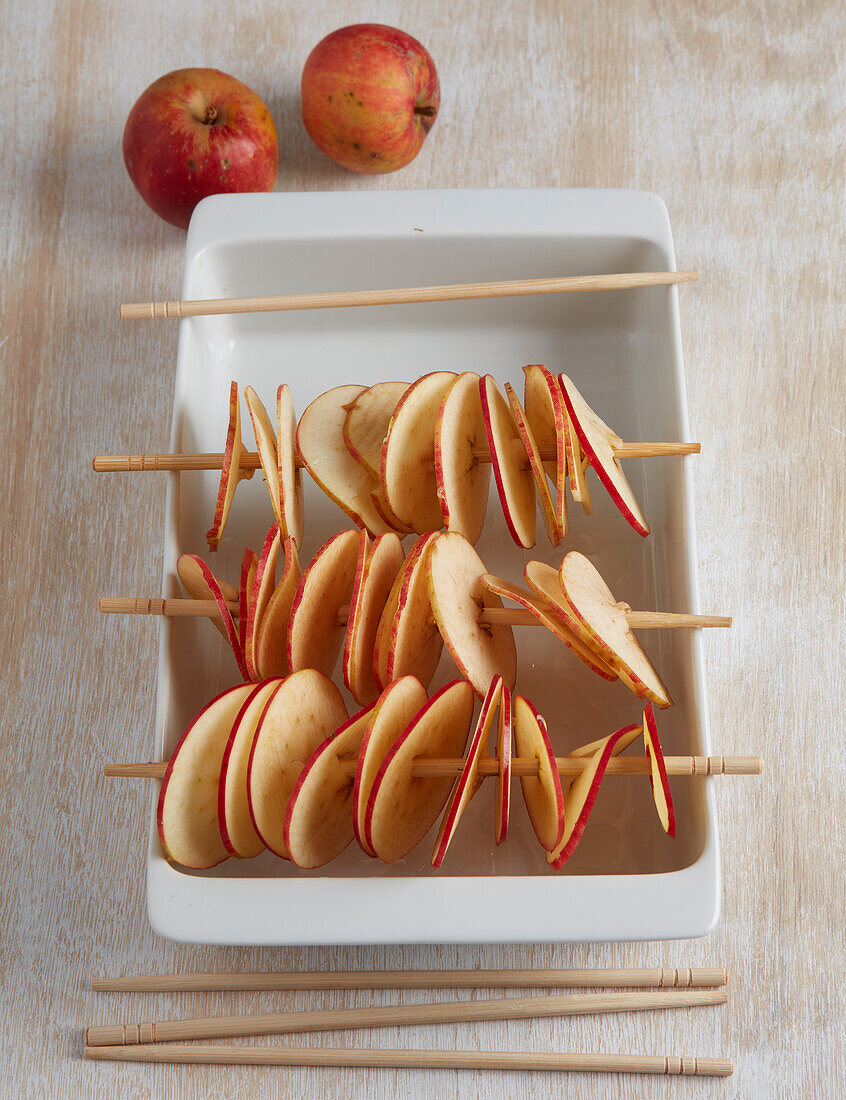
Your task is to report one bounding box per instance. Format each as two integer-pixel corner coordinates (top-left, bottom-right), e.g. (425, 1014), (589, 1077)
(1, 1), (844, 1096)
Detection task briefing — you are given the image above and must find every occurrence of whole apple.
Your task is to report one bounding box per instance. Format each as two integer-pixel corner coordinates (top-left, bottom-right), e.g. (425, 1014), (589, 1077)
(123, 68), (278, 229)
(301, 24), (439, 173)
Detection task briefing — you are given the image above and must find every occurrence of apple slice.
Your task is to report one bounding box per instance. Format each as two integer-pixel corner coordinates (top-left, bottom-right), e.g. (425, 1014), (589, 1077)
(283, 703), (377, 869)
(207, 381), (254, 551)
(244, 385), (283, 531)
(569, 723), (642, 759)
(157, 682), (255, 868)
(495, 684), (512, 845)
(559, 373), (648, 535)
(276, 384), (304, 547)
(512, 695), (565, 851)
(255, 538), (301, 679)
(342, 529), (371, 690)
(247, 669), (348, 858)
(244, 525), (281, 680)
(434, 371), (491, 544)
(218, 677), (284, 858)
(522, 364), (568, 534)
(353, 676), (429, 855)
(547, 723), (639, 869)
(177, 553), (238, 641)
(520, 561), (617, 680)
(286, 528), (360, 676)
(372, 572), (401, 693)
(642, 702), (676, 836)
(560, 397), (591, 511)
(432, 675), (503, 868)
(178, 553), (248, 680)
(427, 531), (517, 697)
(558, 551), (673, 708)
(381, 371), (457, 533)
(505, 382), (563, 545)
(479, 374), (536, 548)
(296, 384), (390, 536)
(238, 547), (258, 656)
(343, 381), (409, 481)
(386, 531), (443, 688)
(365, 680), (475, 863)
(343, 532), (405, 705)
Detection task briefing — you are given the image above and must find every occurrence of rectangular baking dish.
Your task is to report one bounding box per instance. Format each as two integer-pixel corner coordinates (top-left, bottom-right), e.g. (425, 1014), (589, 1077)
(147, 188), (718, 944)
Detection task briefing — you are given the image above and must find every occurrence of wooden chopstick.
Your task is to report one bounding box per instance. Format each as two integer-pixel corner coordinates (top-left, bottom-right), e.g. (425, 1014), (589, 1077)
(92, 440), (700, 471)
(103, 755), (763, 780)
(118, 271), (698, 320)
(85, 988), (726, 1047)
(84, 1043), (733, 1075)
(92, 966), (728, 993)
(98, 596), (732, 631)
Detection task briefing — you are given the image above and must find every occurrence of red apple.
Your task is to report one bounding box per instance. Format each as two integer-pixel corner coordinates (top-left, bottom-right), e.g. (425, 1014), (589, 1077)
(123, 68), (278, 229)
(301, 24), (440, 173)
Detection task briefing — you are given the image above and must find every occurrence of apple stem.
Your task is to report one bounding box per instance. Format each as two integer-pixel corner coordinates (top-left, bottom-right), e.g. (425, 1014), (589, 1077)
(414, 105), (437, 118)
(203, 106), (218, 126)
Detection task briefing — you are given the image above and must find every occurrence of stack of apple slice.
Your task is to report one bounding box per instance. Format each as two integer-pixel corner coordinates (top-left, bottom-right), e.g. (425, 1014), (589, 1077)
(157, 673), (675, 873)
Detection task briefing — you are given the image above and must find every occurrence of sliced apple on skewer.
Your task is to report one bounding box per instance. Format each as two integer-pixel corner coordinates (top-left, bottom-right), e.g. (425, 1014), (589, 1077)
(512, 695), (566, 852)
(157, 682), (256, 868)
(483, 570), (617, 682)
(385, 531), (443, 688)
(505, 382), (563, 546)
(522, 364), (568, 535)
(244, 525), (281, 681)
(352, 676), (429, 856)
(177, 554), (248, 680)
(558, 551), (673, 708)
(434, 371), (491, 544)
(254, 538), (301, 679)
(244, 386), (283, 531)
(547, 723), (641, 869)
(218, 677), (284, 858)
(176, 553), (238, 641)
(495, 684), (512, 845)
(343, 532), (405, 704)
(207, 381), (254, 551)
(561, 398), (591, 511)
(343, 381), (409, 481)
(365, 680), (475, 863)
(283, 703), (377, 869)
(276, 384), (304, 547)
(247, 669), (348, 858)
(642, 702), (676, 837)
(286, 528), (360, 677)
(428, 532), (517, 697)
(559, 373), (648, 535)
(381, 371), (457, 533)
(432, 675), (504, 868)
(296, 384), (390, 536)
(479, 374), (536, 548)
(238, 548), (258, 655)
(342, 529), (371, 693)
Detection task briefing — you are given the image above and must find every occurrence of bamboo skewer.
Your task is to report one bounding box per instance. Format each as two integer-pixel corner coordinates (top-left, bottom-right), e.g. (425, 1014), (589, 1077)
(93, 441), (700, 473)
(118, 271), (699, 321)
(104, 754), (763, 780)
(91, 965), (728, 993)
(98, 596), (732, 630)
(85, 987), (725, 1047)
(83, 1043), (733, 1076)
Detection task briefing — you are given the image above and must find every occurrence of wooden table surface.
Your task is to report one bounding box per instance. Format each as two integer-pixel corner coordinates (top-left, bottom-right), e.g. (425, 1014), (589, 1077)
(2, 2), (844, 1096)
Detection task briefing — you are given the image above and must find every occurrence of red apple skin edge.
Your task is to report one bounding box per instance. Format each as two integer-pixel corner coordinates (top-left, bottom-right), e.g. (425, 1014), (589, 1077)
(643, 702), (676, 838)
(548, 724), (640, 870)
(157, 684), (248, 868)
(478, 375), (532, 550)
(123, 68), (278, 229)
(301, 24), (439, 174)
(244, 680), (288, 854)
(495, 684), (512, 846)
(517, 696), (566, 851)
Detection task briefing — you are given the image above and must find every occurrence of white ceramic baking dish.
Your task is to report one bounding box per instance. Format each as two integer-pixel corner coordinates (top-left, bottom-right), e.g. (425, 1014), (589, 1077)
(147, 188), (718, 944)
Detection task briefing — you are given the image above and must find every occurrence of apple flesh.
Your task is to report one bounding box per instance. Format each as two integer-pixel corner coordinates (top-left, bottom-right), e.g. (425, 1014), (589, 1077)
(177, 553), (238, 642)
(123, 68), (277, 229)
(343, 381), (409, 481)
(244, 525), (281, 681)
(254, 538), (301, 679)
(301, 24), (439, 174)
(495, 684), (512, 845)
(505, 382), (563, 545)
(276, 384), (304, 547)
(385, 531), (443, 688)
(343, 532), (405, 705)
(512, 695), (565, 851)
(286, 529), (360, 677)
(207, 381), (254, 552)
(642, 702), (676, 836)
(522, 364), (568, 534)
(434, 371), (491, 544)
(479, 374), (536, 548)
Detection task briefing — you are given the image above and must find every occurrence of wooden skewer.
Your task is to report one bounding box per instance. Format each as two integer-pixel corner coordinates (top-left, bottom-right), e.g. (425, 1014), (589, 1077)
(91, 965), (728, 993)
(92, 441), (700, 472)
(104, 754), (763, 780)
(84, 987), (725, 1047)
(118, 271), (699, 321)
(84, 1043), (733, 1076)
(98, 596), (732, 630)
